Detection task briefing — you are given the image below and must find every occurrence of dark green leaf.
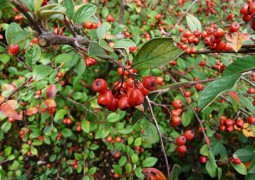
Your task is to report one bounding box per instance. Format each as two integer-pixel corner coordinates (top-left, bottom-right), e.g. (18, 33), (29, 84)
(234, 148), (254, 162)
(1, 121), (12, 133)
(113, 165), (122, 175)
(63, 0), (75, 20)
(5, 23), (23, 45)
(249, 157), (255, 174)
(186, 13), (202, 32)
(133, 38), (183, 69)
(206, 161), (217, 178)
(198, 74), (241, 110)
(181, 108), (193, 127)
(81, 119), (90, 133)
(223, 56), (255, 76)
(74, 4), (97, 23)
(61, 128), (74, 138)
(54, 109), (68, 123)
(32, 65), (53, 80)
(141, 120), (159, 146)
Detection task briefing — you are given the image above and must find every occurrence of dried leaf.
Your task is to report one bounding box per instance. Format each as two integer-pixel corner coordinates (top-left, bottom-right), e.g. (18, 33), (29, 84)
(45, 98), (57, 108)
(46, 84), (57, 98)
(0, 102), (22, 120)
(136, 104), (144, 112)
(142, 168), (166, 180)
(226, 32), (250, 52)
(25, 107), (38, 116)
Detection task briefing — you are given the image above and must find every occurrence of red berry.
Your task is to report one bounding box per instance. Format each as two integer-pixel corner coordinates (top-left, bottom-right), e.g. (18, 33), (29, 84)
(84, 22), (93, 29)
(233, 158), (242, 165)
(195, 83), (204, 91)
(171, 115), (182, 127)
(240, 4), (249, 15)
(184, 130), (194, 141)
(235, 119), (244, 128)
(137, 82), (150, 96)
(176, 136), (186, 146)
(249, 2), (255, 14)
(118, 96), (130, 110)
(247, 116), (255, 124)
(92, 78), (108, 93)
(230, 22), (240, 33)
(215, 28), (225, 38)
(172, 99), (183, 109)
(128, 89), (144, 107)
(200, 156), (207, 164)
(176, 145), (187, 154)
(224, 119), (234, 126)
(97, 90), (114, 108)
(9, 44), (20, 55)
(142, 76), (157, 90)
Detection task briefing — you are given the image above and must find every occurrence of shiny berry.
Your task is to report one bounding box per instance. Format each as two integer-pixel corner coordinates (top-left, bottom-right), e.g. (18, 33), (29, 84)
(176, 136), (186, 146)
(92, 78), (108, 93)
(184, 130), (194, 141)
(142, 76), (157, 90)
(9, 44), (20, 55)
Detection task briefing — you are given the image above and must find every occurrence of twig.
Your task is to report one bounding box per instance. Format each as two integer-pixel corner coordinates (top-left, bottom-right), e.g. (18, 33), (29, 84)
(120, 0), (125, 25)
(146, 96), (170, 178)
(166, 0), (199, 37)
(0, 77), (32, 106)
(63, 15), (78, 37)
(11, 0), (45, 34)
(241, 77), (255, 87)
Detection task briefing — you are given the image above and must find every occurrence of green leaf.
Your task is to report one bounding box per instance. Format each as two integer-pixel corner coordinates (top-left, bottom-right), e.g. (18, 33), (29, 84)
(74, 59), (85, 76)
(186, 13), (202, 32)
(125, 163), (132, 173)
(142, 157), (158, 167)
(81, 119), (90, 133)
(134, 137), (142, 146)
(133, 38), (183, 69)
(198, 74), (241, 110)
(5, 23), (23, 45)
(208, 151), (218, 169)
(231, 163), (247, 175)
(200, 144), (209, 156)
(113, 39), (136, 49)
(1, 121), (12, 133)
(25, 44), (41, 66)
(107, 113), (121, 122)
(234, 148), (254, 162)
(88, 42), (108, 58)
(113, 165), (122, 175)
(249, 157), (255, 174)
(141, 120), (159, 146)
(61, 128), (74, 138)
(206, 161), (217, 178)
(119, 156), (127, 167)
(99, 39), (114, 52)
(181, 109), (193, 127)
(170, 164), (181, 180)
(74, 4), (97, 23)
(54, 109), (68, 123)
(63, 0), (75, 20)
(218, 168), (222, 180)
(96, 22), (111, 39)
(31, 146), (38, 155)
(223, 56), (255, 76)
(34, 0), (43, 12)
(32, 65), (53, 81)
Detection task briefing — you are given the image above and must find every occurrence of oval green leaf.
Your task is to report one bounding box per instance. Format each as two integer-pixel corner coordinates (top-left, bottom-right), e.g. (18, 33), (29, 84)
(133, 38), (183, 69)
(231, 163), (247, 175)
(186, 13), (202, 32)
(198, 74), (241, 110)
(74, 4), (97, 23)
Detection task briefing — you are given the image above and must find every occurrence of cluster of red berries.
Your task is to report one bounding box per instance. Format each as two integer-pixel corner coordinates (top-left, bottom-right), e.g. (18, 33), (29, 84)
(19, 128), (30, 139)
(177, 29), (200, 54)
(92, 75), (160, 111)
(240, 2), (255, 30)
(229, 157), (242, 165)
(219, 116), (243, 132)
(106, 14), (116, 23)
(170, 99), (184, 127)
(72, 159), (78, 169)
(63, 117), (72, 125)
(84, 22), (99, 30)
(175, 130), (194, 155)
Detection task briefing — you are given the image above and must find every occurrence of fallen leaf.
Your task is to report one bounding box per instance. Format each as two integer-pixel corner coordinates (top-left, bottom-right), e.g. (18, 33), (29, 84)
(0, 101), (22, 120)
(226, 32), (250, 52)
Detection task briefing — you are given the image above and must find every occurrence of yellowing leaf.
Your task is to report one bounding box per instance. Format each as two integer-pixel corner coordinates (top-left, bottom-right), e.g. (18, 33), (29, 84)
(242, 128), (255, 138)
(0, 102), (22, 120)
(226, 32), (250, 53)
(25, 107), (38, 116)
(142, 168), (166, 180)
(45, 98), (57, 108)
(7, 100), (18, 109)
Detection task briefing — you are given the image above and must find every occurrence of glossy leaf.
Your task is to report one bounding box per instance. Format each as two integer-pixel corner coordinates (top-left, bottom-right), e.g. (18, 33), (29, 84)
(5, 23), (23, 45)
(54, 109), (68, 123)
(81, 119), (90, 133)
(32, 65), (53, 81)
(1, 121), (12, 133)
(234, 148), (254, 162)
(170, 164), (181, 180)
(206, 161), (217, 178)
(186, 13), (202, 32)
(223, 56), (255, 76)
(133, 38), (183, 69)
(74, 4), (97, 23)
(142, 157), (158, 167)
(198, 74), (241, 110)
(63, 0), (75, 20)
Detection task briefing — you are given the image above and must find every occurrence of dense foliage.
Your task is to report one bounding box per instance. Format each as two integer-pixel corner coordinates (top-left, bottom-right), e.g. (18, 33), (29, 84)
(1, 0), (255, 179)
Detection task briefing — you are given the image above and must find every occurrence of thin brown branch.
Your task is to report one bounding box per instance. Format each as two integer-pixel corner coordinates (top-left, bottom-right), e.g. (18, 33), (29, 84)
(11, 0), (45, 34)
(63, 15), (78, 37)
(146, 96), (170, 178)
(120, 0), (125, 25)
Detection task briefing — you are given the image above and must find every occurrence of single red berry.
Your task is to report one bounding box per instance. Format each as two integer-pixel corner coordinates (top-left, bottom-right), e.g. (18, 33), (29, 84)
(9, 44), (20, 55)
(172, 99), (183, 109)
(184, 130), (194, 141)
(92, 78), (108, 93)
(176, 145), (187, 154)
(118, 96), (130, 110)
(128, 89), (144, 107)
(233, 158), (242, 165)
(171, 115), (182, 127)
(195, 83), (204, 91)
(249, 2), (255, 14)
(230, 22), (240, 32)
(137, 82), (150, 96)
(224, 119), (234, 126)
(107, 97), (118, 112)
(215, 28), (225, 38)
(200, 156), (207, 164)
(142, 76), (157, 90)
(247, 116), (255, 124)
(84, 22), (93, 29)
(97, 90), (114, 108)
(235, 119), (244, 128)
(240, 3), (249, 15)
(176, 136), (186, 146)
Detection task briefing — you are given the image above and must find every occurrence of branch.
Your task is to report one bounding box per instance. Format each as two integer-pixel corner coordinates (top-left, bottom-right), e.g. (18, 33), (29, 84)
(146, 96), (170, 178)
(119, 0), (125, 25)
(11, 0), (45, 34)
